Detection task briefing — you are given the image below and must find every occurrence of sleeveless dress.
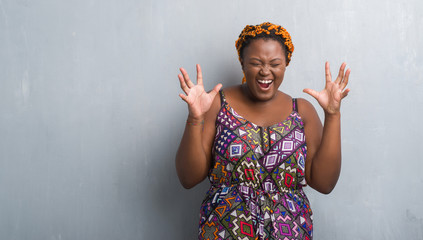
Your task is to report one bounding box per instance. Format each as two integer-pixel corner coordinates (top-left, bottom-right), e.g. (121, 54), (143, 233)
(198, 90), (313, 240)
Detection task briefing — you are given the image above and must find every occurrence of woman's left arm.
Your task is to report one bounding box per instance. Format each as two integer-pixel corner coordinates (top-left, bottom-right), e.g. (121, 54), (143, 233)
(301, 61), (351, 194)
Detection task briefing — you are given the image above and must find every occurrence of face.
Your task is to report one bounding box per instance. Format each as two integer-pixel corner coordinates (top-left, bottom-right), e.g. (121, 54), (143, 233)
(241, 38), (287, 102)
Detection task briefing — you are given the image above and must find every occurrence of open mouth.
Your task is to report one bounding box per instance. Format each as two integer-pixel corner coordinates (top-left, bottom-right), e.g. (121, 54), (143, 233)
(257, 79), (273, 89)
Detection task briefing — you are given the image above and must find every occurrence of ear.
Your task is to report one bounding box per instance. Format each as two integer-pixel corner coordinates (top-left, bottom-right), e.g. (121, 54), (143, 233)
(240, 59), (245, 71)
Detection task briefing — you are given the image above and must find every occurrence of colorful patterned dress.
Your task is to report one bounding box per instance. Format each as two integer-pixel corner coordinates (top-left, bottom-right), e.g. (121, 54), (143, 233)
(199, 91), (313, 240)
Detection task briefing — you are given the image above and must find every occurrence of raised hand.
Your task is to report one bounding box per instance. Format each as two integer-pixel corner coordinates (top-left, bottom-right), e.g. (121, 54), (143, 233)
(303, 62), (350, 115)
(178, 64), (222, 120)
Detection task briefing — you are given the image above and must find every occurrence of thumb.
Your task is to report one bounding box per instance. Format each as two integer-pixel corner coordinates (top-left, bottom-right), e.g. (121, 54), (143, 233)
(209, 83), (222, 99)
(179, 93), (189, 103)
(303, 88), (319, 100)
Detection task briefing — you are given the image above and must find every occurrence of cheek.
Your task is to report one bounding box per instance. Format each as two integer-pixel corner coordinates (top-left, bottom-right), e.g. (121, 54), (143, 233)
(278, 67), (286, 75)
(244, 67), (258, 76)
(275, 68), (286, 80)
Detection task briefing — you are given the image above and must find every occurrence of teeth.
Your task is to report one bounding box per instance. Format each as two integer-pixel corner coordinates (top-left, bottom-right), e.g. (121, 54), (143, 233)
(258, 79), (273, 84)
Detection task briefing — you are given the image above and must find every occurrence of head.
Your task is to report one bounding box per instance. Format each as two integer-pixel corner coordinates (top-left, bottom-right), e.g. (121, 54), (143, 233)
(235, 22), (294, 83)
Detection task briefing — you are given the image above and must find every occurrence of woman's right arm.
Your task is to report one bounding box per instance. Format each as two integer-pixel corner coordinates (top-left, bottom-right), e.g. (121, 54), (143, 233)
(175, 64), (222, 189)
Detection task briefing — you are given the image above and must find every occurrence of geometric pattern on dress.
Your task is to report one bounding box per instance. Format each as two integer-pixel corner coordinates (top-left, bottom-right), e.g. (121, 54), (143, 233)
(217, 105), (241, 130)
(210, 160), (230, 185)
(199, 219), (224, 240)
(217, 101), (245, 131)
(227, 138), (249, 162)
(238, 122), (265, 159)
(215, 126), (238, 157)
(270, 197), (312, 240)
(229, 150), (260, 185)
(235, 158), (261, 189)
(261, 175), (278, 193)
(272, 119), (295, 140)
(257, 125), (301, 174)
(275, 158), (299, 193)
(200, 91), (312, 240)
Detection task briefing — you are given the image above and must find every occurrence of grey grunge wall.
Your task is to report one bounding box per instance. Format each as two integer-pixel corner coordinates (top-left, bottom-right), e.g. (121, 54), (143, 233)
(0, 0), (422, 239)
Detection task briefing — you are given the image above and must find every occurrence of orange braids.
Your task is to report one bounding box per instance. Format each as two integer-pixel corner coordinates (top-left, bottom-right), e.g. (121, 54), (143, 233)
(235, 22), (294, 83)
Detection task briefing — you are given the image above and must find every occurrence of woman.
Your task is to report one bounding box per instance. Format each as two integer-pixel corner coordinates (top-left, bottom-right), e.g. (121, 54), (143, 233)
(176, 22), (350, 240)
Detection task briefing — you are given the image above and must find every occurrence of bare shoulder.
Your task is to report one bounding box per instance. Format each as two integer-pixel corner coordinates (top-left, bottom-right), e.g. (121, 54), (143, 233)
(296, 98), (315, 111)
(277, 91), (292, 103)
(220, 85), (243, 104)
(296, 98), (320, 124)
(221, 85), (241, 96)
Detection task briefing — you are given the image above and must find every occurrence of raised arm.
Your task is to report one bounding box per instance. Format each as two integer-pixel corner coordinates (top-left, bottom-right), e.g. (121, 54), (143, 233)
(301, 62), (351, 194)
(175, 64), (222, 189)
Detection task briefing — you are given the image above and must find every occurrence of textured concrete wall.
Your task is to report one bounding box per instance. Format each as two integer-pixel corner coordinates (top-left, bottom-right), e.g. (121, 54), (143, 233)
(1, 0), (422, 239)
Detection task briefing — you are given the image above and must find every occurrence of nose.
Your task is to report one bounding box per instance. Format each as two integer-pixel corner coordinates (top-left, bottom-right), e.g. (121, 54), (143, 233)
(259, 65), (270, 76)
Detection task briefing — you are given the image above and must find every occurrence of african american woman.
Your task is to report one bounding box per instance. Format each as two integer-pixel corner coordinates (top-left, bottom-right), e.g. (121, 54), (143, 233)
(176, 22), (351, 240)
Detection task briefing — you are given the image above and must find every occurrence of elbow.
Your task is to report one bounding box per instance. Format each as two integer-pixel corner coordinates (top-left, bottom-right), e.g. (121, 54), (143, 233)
(175, 157), (208, 189)
(307, 169), (341, 195)
(179, 179), (196, 189)
(317, 186), (334, 195)
(175, 163), (208, 189)
(177, 174), (204, 189)
(309, 181), (337, 195)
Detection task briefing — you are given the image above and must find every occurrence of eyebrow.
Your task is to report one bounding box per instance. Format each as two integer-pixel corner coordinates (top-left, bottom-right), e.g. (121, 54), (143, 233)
(270, 58), (282, 62)
(249, 58), (262, 62)
(249, 58), (282, 62)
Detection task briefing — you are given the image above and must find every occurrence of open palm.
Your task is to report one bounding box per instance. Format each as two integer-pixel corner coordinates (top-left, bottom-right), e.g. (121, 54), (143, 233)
(179, 64), (222, 119)
(303, 62), (351, 115)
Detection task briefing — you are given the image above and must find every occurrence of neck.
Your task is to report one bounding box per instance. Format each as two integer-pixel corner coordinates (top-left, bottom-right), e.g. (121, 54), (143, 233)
(240, 84), (279, 106)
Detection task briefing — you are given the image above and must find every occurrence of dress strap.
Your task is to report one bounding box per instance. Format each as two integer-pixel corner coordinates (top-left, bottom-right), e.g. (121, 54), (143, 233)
(292, 98), (298, 112)
(219, 90), (226, 106)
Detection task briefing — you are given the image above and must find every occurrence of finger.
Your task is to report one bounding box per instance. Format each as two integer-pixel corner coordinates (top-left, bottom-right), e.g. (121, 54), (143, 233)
(341, 88), (350, 99)
(335, 62), (347, 85)
(180, 67), (195, 88)
(340, 68), (351, 90)
(303, 88), (320, 100)
(196, 64), (203, 85)
(179, 93), (189, 103)
(178, 74), (190, 94)
(325, 61), (332, 85)
(209, 83), (222, 99)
